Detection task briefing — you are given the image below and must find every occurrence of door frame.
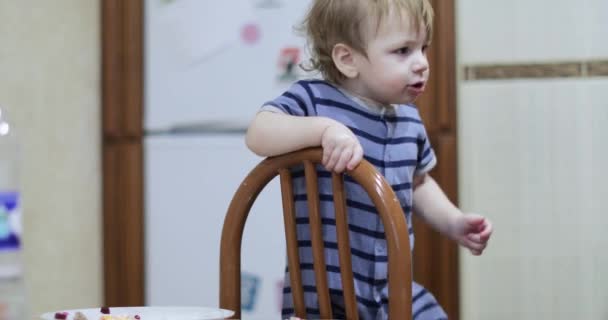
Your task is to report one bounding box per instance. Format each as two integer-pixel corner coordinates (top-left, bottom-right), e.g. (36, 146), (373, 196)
(101, 0), (145, 306)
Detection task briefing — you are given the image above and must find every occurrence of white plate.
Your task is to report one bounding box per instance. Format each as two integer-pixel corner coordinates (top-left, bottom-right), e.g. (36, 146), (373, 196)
(40, 306), (234, 320)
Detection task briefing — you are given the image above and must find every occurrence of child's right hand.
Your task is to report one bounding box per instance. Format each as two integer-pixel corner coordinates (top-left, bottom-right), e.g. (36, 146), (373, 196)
(320, 122), (363, 173)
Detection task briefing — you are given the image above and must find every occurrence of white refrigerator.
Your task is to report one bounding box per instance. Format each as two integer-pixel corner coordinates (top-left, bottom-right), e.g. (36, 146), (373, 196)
(143, 0), (311, 318)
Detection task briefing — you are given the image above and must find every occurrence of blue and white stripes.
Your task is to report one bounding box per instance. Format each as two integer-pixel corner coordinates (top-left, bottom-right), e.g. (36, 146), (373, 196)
(263, 79), (446, 319)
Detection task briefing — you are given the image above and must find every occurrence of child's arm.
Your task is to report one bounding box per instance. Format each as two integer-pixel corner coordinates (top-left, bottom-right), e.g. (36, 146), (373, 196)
(246, 110), (364, 172)
(412, 174), (493, 255)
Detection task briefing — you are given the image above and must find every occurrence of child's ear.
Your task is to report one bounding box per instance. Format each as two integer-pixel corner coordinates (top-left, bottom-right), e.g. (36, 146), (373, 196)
(332, 43), (358, 78)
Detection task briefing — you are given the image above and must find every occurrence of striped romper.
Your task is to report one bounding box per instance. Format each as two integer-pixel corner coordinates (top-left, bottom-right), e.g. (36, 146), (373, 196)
(263, 79), (448, 320)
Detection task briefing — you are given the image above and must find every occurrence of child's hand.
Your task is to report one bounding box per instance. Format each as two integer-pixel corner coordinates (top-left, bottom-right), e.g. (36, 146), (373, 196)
(321, 122), (363, 173)
(450, 213), (493, 255)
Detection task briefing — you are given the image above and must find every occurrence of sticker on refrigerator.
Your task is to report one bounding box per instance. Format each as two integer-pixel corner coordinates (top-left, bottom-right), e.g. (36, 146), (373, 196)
(241, 272), (261, 312)
(0, 192), (21, 250)
(241, 23), (261, 46)
(277, 47), (301, 83)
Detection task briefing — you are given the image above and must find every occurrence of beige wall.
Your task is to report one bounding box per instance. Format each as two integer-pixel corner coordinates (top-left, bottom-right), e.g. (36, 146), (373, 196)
(457, 0), (608, 319)
(0, 1), (102, 318)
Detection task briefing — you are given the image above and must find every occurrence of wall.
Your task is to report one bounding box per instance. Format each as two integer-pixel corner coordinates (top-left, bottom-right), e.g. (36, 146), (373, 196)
(0, 1), (102, 317)
(456, 0), (608, 319)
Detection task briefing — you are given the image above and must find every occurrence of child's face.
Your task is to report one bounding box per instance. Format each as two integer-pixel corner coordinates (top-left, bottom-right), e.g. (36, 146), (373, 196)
(353, 11), (430, 105)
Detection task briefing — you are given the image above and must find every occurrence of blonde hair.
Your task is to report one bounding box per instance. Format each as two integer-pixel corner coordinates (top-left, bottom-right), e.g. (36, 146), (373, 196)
(298, 0), (434, 84)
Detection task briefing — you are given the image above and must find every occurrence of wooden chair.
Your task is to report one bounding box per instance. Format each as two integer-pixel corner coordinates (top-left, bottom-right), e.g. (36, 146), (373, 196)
(219, 147), (412, 319)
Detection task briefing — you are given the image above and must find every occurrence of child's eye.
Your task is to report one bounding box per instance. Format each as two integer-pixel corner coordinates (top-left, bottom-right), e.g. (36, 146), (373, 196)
(395, 47), (410, 55)
(422, 44), (429, 53)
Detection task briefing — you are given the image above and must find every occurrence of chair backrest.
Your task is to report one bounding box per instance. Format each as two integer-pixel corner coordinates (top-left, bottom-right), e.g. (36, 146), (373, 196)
(219, 148), (412, 319)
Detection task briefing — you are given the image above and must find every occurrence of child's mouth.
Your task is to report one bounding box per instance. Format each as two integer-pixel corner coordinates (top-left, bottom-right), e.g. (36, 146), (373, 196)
(407, 81), (426, 95)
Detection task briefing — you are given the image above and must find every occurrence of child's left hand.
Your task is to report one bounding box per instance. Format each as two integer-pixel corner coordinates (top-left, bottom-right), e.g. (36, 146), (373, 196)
(450, 213), (493, 255)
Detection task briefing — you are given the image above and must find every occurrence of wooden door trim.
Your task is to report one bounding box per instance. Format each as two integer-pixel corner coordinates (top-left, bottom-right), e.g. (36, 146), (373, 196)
(413, 0), (460, 319)
(101, 0), (145, 306)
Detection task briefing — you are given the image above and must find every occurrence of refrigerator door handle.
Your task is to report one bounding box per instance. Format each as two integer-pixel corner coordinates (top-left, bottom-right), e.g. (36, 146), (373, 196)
(146, 121), (249, 136)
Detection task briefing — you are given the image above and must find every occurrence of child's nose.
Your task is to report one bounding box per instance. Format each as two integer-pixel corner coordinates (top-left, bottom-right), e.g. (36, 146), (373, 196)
(412, 54), (429, 74)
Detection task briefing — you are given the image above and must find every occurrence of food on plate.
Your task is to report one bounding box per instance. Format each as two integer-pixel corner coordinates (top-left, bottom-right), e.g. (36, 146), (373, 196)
(74, 312), (87, 320)
(52, 307), (141, 320)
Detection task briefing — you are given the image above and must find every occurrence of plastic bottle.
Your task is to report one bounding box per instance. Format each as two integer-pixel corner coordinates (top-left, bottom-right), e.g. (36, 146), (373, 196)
(0, 107), (26, 319)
